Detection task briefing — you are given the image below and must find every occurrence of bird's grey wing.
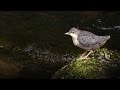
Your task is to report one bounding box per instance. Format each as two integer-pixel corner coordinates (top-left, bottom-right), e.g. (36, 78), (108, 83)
(78, 35), (97, 47)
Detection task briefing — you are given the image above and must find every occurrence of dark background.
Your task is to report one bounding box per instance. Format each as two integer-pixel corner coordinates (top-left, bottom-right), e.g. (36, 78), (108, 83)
(0, 11), (120, 79)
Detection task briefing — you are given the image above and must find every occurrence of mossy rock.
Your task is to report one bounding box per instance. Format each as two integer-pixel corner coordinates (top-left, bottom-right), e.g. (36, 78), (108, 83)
(52, 48), (120, 79)
(52, 58), (106, 79)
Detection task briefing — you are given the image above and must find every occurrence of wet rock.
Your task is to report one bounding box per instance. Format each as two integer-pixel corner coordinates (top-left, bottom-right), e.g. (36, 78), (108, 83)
(52, 48), (120, 79)
(24, 43), (75, 62)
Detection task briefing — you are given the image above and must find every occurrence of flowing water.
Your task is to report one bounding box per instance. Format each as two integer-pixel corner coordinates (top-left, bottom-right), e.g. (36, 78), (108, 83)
(0, 11), (120, 78)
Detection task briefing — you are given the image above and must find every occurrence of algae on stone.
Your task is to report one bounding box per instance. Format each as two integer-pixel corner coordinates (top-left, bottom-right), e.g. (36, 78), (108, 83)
(52, 48), (120, 79)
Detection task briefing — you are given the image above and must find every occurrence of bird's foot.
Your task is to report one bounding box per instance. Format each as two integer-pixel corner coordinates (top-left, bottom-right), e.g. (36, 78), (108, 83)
(79, 50), (93, 60)
(79, 56), (90, 60)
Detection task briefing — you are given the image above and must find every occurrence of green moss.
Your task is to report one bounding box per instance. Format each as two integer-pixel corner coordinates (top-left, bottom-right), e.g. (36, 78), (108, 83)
(52, 58), (105, 79)
(52, 48), (120, 79)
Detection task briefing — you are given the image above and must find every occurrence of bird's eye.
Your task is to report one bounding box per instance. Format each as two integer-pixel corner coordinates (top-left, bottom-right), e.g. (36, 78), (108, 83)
(72, 31), (74, 33)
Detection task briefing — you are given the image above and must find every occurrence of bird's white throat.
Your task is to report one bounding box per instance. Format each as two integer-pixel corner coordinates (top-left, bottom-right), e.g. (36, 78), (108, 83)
(69, 33), (79, 46)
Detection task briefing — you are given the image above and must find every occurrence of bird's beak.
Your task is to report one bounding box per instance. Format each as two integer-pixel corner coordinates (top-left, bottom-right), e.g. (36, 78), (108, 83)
(65, 32), (70, 35)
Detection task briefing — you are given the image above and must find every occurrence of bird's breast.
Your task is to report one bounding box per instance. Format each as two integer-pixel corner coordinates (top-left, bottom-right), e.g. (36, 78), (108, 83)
(72, 36), (79, 46)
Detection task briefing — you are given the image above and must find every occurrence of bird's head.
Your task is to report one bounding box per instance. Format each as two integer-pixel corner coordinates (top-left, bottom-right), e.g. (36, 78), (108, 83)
(65, 27), (80, 38)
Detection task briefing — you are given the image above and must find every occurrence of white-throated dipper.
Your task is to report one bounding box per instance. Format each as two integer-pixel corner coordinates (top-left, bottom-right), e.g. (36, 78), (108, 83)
(65, 27), (110, 59)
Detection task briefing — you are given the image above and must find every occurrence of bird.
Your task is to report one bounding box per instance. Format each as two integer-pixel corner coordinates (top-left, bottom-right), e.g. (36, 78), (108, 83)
(65, 27), (110, 59)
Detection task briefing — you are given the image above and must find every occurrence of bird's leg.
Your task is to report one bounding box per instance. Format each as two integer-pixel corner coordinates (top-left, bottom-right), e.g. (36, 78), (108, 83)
(80, 51), (89, 59)
(80, 51), (88, 57)
(83, 50), (93, 59)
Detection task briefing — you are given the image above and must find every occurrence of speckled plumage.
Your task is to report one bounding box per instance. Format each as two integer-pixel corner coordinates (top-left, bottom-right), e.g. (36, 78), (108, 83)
(65, 27), (110, 51)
